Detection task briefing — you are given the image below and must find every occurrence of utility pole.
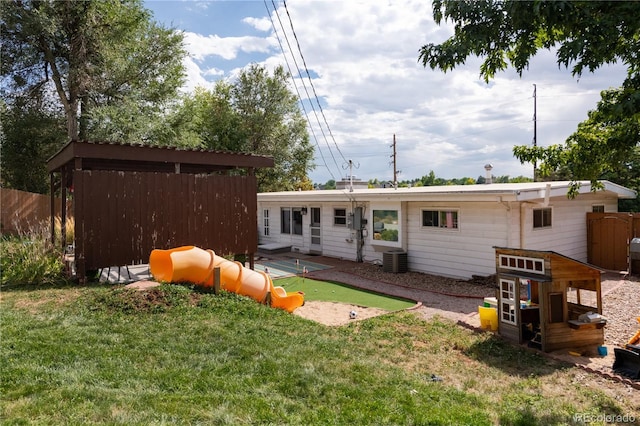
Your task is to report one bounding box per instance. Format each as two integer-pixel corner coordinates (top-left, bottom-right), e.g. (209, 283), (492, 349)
(533, 84), (537, 181)
(390, 134), (400, 189)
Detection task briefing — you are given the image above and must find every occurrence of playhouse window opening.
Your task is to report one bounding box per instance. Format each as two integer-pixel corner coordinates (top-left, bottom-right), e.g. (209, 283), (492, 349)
(566, 286), (598, 309)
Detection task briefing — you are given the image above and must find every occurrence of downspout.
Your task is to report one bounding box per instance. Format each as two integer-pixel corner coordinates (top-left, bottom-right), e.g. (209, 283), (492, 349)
(520, 202), (526, 249)
(498, 197), (512, 247)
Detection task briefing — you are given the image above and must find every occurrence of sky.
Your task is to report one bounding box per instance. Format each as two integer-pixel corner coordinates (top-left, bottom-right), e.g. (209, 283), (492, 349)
(144, 0), (628, 185)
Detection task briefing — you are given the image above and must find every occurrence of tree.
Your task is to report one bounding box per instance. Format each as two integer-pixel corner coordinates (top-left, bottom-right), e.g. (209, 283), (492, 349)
(232, 65), (314, 192)
(0, 99), (66, 192)
(171, 64), (315, 192)
(419, 0), (640, 192)
(1, 0), (186, 142)
(514, 75), (640, 196)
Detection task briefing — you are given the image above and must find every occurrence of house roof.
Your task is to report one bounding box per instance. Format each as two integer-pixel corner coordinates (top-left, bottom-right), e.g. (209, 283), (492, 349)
(258, 180), (636, 203)
(47, 140), (274, 174)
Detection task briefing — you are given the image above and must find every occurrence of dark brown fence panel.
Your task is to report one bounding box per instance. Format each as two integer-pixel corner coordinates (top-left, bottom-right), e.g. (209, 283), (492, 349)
(1, 188), (70, 235)
(74, 170), (258, 271)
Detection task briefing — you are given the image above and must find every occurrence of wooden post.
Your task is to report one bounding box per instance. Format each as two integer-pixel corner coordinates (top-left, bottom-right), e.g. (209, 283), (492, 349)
(50, 173), (56, 245)
(213, 267), (221, 294)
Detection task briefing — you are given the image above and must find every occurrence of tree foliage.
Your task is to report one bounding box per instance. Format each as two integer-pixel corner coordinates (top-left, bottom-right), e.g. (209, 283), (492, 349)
(420, 0), (640, 82)
(419, 0), (640, 195)
(0, 99), (66, 192)
(171, 65), (315, 192)
(1, 0), (186, 142)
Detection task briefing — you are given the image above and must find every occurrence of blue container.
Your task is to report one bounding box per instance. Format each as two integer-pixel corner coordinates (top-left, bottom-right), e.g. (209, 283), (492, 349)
(597, 346), (608, 356)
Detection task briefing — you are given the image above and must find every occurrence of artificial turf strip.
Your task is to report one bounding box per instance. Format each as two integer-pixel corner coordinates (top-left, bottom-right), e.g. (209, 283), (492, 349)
(273, 276), (416, 311)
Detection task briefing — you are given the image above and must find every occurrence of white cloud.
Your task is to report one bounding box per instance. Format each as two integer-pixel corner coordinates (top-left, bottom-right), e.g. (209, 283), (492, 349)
(155, 1), (629, 183)
(183, 31), (273, 61)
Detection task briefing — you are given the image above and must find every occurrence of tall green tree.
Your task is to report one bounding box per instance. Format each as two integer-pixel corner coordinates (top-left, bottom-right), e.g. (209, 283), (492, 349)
(1, 0), (186, 143)
(0, 99), (66, 192)
(232, 65), (314, 192)
(419, 0), (640, 192)
(172, 64), (314, 192)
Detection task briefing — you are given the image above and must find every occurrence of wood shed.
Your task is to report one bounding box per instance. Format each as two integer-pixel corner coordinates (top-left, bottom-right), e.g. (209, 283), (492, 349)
(494, 247), (605, 353)
(47, 140), (274, 282)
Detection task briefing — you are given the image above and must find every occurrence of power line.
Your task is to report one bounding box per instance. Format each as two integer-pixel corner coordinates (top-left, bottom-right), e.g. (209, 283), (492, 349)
(268, 0), (343, 179)
(263, 0), (340, 181)
(281, 0), (348, 164)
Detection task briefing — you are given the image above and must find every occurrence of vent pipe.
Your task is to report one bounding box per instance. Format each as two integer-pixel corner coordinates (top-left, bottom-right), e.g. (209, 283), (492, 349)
(484, 164), (493, 184)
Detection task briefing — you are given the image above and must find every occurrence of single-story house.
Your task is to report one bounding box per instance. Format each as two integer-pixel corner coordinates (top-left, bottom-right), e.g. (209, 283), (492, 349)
(256, 180), (636, 279)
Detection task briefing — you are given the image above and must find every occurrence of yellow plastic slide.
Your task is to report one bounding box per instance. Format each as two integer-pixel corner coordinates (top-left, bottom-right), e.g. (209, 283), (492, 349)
(149, 245), (304, 313)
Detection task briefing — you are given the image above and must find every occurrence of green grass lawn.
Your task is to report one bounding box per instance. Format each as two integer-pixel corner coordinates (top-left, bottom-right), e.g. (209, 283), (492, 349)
(1, 284), (637, 425)
(274, 276), (415, 311)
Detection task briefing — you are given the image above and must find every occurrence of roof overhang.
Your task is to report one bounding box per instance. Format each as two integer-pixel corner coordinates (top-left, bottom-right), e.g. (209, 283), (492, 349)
(258, 180), (636, 203)
(47, 140), (274, 173)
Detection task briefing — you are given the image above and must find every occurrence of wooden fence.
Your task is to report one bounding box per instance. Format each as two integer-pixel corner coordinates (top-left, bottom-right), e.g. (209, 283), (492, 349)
(1, 188), (70, 235)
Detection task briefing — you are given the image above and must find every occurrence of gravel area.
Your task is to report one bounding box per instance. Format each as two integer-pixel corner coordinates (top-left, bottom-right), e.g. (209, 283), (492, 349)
(601, 275), (640, 348)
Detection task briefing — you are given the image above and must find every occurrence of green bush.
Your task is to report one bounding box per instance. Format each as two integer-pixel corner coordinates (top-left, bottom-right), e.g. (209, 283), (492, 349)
(379, 228), (398, 241)
(1, 228), (66, 287)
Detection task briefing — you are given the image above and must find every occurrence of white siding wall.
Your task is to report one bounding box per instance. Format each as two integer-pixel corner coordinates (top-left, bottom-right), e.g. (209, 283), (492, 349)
(402, 201), (511, 278)
(521, 193), (619, 262)
(319, 202), (358, 261)
(258, 191), (620, 278)
(256, 201), (359, 261)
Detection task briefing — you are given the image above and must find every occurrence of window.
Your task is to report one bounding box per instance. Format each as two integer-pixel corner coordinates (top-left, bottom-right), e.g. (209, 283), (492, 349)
(281, 208), (291, 234)
(500, 279), (517, 325)
(334, 208), (347, 226)
(533, 208), (552, 228)
(566, 281), (598, 309)
(373, 209), (398, 241)
(263, 209), (270, 236)
(498, 254), (545, 274)
(422, 209), (458, 229)
(281, 208), (303, 235)
(592, 205), (605, 213)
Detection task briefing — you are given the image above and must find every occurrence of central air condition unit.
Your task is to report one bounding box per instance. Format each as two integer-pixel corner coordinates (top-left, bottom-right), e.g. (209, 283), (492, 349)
(383, 250), (408, 273)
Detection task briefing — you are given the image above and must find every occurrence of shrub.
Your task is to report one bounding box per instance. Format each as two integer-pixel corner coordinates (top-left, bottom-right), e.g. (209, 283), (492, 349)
(1, 223), (66, 287)
(54, 215), (75, 245)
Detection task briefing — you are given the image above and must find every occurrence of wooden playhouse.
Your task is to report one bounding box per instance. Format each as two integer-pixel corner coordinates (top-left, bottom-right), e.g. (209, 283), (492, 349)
(494, 247), (606, 352)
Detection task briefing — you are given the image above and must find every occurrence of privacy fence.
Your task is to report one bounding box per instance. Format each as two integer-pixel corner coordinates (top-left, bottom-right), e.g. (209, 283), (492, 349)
(1, 188), (70, 235)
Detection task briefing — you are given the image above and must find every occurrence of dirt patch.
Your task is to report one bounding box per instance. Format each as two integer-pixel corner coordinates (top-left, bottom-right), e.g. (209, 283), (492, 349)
(293, 301), (394, 326)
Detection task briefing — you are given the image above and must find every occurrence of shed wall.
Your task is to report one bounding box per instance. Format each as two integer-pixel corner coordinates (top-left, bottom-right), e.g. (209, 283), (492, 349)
(75, 170), (258, 271)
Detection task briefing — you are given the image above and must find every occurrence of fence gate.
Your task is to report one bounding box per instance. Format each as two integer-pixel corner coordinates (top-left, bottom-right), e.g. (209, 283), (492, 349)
(587, 213), (635, 272)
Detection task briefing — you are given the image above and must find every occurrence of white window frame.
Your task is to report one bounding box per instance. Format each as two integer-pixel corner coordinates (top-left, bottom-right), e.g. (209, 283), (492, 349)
(533, 207), (552, 229)
(333, 208), (347, 226)
(421, 209), (460, 230)
(500, 279), (517, 325)
(498, 254), (545, 275)
(281, 207), (303, 235)
(263, 209), (270, 236)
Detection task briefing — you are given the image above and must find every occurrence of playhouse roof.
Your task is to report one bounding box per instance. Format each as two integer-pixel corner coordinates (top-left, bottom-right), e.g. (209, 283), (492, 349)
(258, 180), (636, 202)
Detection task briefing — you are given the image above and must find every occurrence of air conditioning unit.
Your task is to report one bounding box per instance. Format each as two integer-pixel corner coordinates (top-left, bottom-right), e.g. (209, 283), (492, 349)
(383, 250), (408, 273)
